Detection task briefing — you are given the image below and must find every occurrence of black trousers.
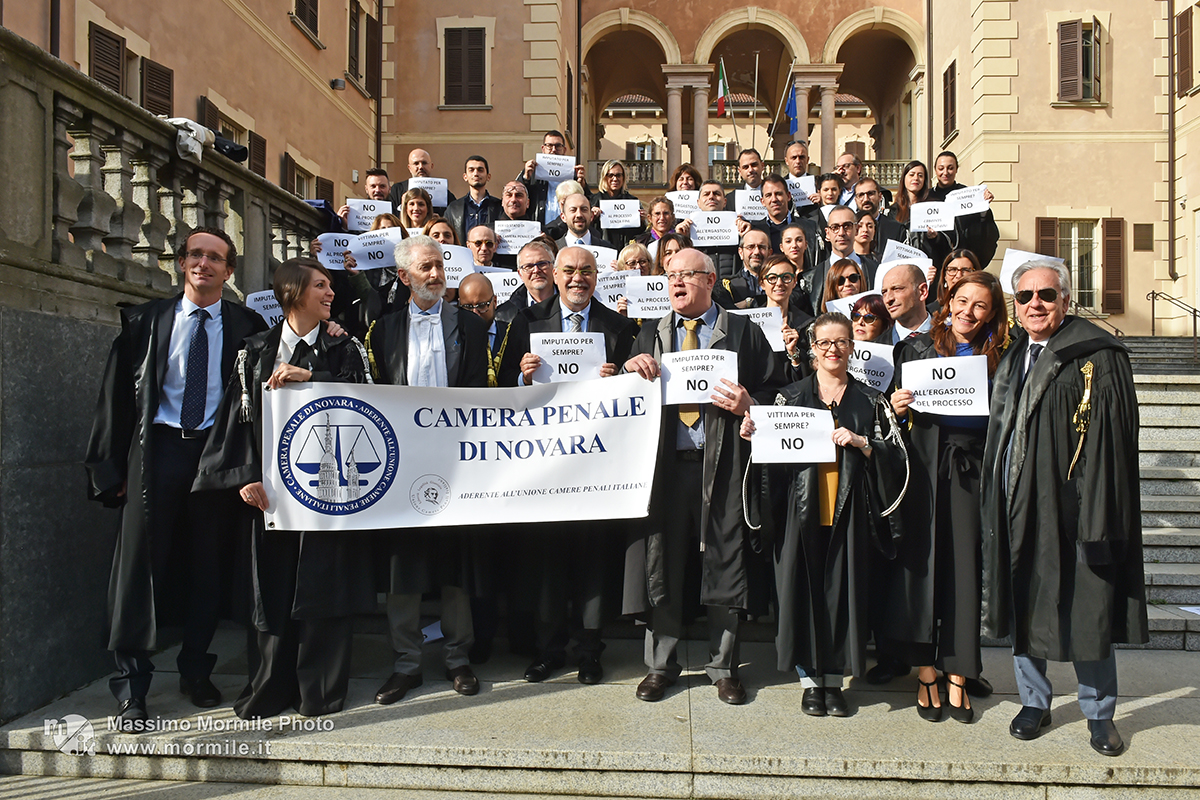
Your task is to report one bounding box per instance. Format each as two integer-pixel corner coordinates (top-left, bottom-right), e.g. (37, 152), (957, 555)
(234, 617), (354, 719)
(110, 425), (230, 702)
(529, 522), (609, 663)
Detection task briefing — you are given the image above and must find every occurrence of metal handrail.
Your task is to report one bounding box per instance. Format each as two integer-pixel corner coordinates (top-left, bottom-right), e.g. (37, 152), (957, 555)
(1070, 300), (1124, 337)
(1147, 290), (1200, 363)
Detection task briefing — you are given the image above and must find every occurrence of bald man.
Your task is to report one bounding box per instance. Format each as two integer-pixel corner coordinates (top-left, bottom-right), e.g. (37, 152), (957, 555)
(389, 148), (456, 214)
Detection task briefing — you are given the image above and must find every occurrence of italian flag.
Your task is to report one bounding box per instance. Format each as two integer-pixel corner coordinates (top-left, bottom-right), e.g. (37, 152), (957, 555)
(715, 59), (730, 117)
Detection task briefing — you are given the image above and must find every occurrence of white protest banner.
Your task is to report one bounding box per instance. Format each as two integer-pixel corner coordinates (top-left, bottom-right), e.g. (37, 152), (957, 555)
(407, 228), (424, 238)
(874, 257), (935, 293)
(408, 177), (448, 208)
(582, 245), (620, 271)
(484, 270), (523, 304)
(946, 185), (990, 217)
(999, 247), (1064, 295)
(820, 205), (836, 222)
(262, 374), (661, 531)
(666, 190), (699, 219)
(881, 238), (928, 264)
(624, 274), (671, 318)
(535, 153), (576, 183)
(247, 290), (283, 326)
(438, 244), (475, 289)
(826, 289), (881, 319)
(729, 307), (785, 352)
(846, 340), (896, 392)
(748, 405), (836, 464)
(787, 174), (817, 208)
(660, 350), (738, 405)
(494, 220), (542, 256)
(736, 189), (768, 221)
(903, 354), (989, 416)
(530, 333), (607, 383)
(599, 198), (639, 228)
(346, 198), (387, 232)
(687, 210), (739, 247)
(315, 232), (353, 270)
(909, 201), (955, 232)
(594, 270), (627, 310)
(346, 227), (407, 270)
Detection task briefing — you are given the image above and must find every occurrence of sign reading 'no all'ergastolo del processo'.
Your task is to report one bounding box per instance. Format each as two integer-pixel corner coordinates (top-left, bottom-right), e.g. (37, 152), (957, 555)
(262, 374), (661, 531)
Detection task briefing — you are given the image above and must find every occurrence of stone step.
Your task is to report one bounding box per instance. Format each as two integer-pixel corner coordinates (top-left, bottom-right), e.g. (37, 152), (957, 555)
(1140, 428), (1200, 443)
(1140, 410), (1200, 426)
(1146, 562), (1200, 603)
(1143, 497), (1200, 513)
(1133, 373), (1200, 384)
(1136, 394), (1200, 409)
(1141, 466), (1200, 480)
(1143, 511), (1200, 528)
(1140, 450), (1200, 467)
(1143, 528), (1200, 563)
(1140, 478), (1200, 496)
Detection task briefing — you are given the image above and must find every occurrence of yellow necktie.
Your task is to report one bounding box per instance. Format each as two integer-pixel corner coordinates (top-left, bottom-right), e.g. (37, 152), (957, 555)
(679, 319), (701, 427)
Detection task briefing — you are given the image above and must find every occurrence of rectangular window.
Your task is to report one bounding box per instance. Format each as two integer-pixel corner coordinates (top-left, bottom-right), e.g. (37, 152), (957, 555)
(88, 22), (126, 96)
(217, 116), (245, 146)
(1058, 18), (1102, 102)
(365, 13), (381, 99)
(444, 27), (486, 106)
(348, 1), (361, 81)
(139, 57), (173, 116)
(942, 61), (956, 141)
(1058, 219), (1100, 309)
(636, 143), (655, 161)
(295, 0), (319, 37)
(708, 144), (724, 167)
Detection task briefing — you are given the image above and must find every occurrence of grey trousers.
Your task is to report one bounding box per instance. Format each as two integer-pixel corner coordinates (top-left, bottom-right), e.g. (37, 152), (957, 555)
(1013, 651), (1118, 721)
(387, 586), (473, 674)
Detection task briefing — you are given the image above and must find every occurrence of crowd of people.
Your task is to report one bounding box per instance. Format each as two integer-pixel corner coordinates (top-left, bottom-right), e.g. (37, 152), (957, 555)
(84, 130), (1147, 759)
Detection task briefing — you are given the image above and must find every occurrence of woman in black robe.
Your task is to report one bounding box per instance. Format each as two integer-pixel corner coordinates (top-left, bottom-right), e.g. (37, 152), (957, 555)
(193, 257), (375, 719)
(931, 151), (1000, 268)
(589, 159), (646, 250)
(884, 271), (1008, 723)
(742, 312), (905, 717)
(747, 254), (814, 381)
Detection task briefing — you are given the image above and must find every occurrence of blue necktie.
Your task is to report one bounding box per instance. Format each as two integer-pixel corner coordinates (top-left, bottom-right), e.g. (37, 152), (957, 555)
(180, 308), (210, 430)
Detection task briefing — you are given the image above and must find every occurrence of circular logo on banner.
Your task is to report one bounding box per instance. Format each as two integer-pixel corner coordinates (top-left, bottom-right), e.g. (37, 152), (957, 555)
(410, 474), (451, 516)
(278, 396), (399, 515)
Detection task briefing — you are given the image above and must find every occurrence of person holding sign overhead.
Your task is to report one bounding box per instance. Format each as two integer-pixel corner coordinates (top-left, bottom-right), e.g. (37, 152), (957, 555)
(930, 151), (1000, 268)
(881, 270), (1008, 724)
(519, 130), (589, 228)
(739, 312), (905, 718)
(621, 248), (785, 706)
(589, 159), (645, 250)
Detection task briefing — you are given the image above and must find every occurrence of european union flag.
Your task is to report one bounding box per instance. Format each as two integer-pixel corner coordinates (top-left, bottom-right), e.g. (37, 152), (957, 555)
(785, 86), (799, 137)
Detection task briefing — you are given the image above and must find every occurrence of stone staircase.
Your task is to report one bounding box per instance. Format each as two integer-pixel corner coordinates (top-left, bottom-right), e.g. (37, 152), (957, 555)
(1136, 373), (1200, 649)
(1124, 336), (1200, 375)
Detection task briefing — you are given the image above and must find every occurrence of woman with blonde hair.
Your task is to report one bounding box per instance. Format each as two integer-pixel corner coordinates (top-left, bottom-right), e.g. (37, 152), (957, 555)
(590, 159), (645, 250)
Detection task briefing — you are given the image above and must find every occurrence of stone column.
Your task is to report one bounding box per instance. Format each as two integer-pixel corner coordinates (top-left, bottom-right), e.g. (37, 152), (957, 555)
(665, 85), (683, 178)
(692, 85), (710, 180)
(820, 85), (837, 173)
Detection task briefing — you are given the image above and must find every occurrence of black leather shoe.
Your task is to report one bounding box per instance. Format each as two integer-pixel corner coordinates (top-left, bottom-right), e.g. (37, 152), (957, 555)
(179, 675), (222, 708)
(577, 656), (603, 685)
(117, 697), (147, 725)
(524, 656), (565, 683)
(1009, 706), (1052, 740)
(801, 687), (826, 716)
(1088, 719), (1125, 756)
(446, 665), (479, 696)
(964, 676), (993, 698)
(865, 656), (911, 685)
(635, 673), (675, 702)
(824, 687), (849, 717)
(375, 672), (422, 705)
(715, 677), (747, 705)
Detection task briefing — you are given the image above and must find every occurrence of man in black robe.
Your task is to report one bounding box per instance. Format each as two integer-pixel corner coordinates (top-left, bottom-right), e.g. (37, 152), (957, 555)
(85, 228), (268, 724)
(980, 260), (1148, 757)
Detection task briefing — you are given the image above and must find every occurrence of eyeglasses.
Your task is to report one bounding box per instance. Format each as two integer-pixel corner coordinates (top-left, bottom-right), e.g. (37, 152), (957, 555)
(468, 240), (496, 248)
(945, 265), (977, 278)
(850, 311), (879, 324)
(605, 172), (624, 180)
(665, 269), (711, 283)
(836, 274), (861, 287)
(813, 338), (853, 351)
(185, 249), (227, 264)
(541, 141), (567, 153)
(557, 266), (597, 277)
(827, 222), (856, 232)
(741, 243), (771, 252)
(763, 273), (796, 286)
(459, 298), (494, 311)
(855, 190), (880, 199)
(518, 260), (553, 273)
(1014, 288), (1059, 305)
(624, 258), (650, 268)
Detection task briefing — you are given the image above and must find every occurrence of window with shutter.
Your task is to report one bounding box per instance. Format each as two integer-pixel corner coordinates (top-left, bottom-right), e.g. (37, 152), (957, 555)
(316, 177), (335, 206)
(942, 62), (956, 141)
(140, 58), (173, 117)
(248, 132), (267, 177)
(89, 22), (126, 95)
(282, 152), (297, 195)
(1179, 7), (1194, 96)
(624, 142), (637, 162)
(444, 27), (486, 105)
(1101, 217), (1125, 314)
(445, 28), (464, 105)
(1035, 217), (1059, 258)
(198, 96), (220, 132)
(348, 1), (360, 80)
(465, 28), (485, 105)
(295, 0), (319, 37)
(365, 13), (381, 100)
(1058, 20), (1083, 101)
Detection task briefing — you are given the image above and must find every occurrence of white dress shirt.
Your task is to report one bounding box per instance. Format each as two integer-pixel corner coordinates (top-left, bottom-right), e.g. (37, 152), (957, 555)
(891, 313), (933, 344)
(154, 296), (225, 430)
(407, 300), (449, 387)
(566, 230), (593, 246)
(275, 320), (321, 370)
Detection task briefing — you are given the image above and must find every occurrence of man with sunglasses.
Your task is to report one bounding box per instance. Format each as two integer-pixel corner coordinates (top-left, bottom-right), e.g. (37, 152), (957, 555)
(981, 261), (1146, 758)
(466, 225), (499, 268)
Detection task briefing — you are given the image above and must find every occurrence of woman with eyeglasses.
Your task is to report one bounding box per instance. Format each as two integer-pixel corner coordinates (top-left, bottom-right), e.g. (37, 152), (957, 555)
(882, 270), (1009, 724)
(930, 248), (982, 314)
(819, 258), (868, 313)
(590, 159), (646, 250)
(614, 241), (653, 318)
(930, 151), (1000, 268)
(741, 312), (906, 718)
(746, 254), (816, 379)
(635, 197), (677, 248)
(850, 295), (893, 343)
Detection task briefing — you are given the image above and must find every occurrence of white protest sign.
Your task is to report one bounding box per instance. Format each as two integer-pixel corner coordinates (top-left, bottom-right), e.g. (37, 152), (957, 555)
(247, 289), (283, 326)
(660, 350), (738, 405)
(315, 232), (354, 270)
(346, 198), (387, 232)
(530, 333), (607, 383)
(903, 354), (989, 416)
(535, 153), (576, 183)
(826, 289), (882, 319)
(594, 270), (627, 310)
(729, 307), (785, 352)
(407, 228), (423, 238)
(582, 245), (620, 271)
(666, 190), (699, 219)
(408, 177), (448, 208)
(484, 271), (523, 304)
(820, 205), (836, 222)
(736, 189), (768, 221)
(624, 274), (671, 318)
(999, 248), (1065, 295)
(846, 340), (896, 392)
(687, 211), (739, 247)
(946, 185), (990, 217)
(494, 220), (542, 256)
(600, 199), (639, 228)
(787, 174), (817, 208)
(748, 405), (837, 464)
(881, 238), (928, 264)
(874, 258), (935, 293)
(438, 244), (475, 288)
(909, 201), (955, 232)
(346, 227), (407, 270)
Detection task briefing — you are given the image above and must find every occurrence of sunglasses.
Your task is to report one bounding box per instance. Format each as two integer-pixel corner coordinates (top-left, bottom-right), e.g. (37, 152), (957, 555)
(850, 311), (879, 324)
(836, 274), (861, 287)
(1014, 288), (1059, 305)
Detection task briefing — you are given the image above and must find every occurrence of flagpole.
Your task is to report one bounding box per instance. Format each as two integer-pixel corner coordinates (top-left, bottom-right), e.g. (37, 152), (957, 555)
(769, 57), (799, 153)
(751, 52), (759, 154)
(720, 57), (740, 152)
